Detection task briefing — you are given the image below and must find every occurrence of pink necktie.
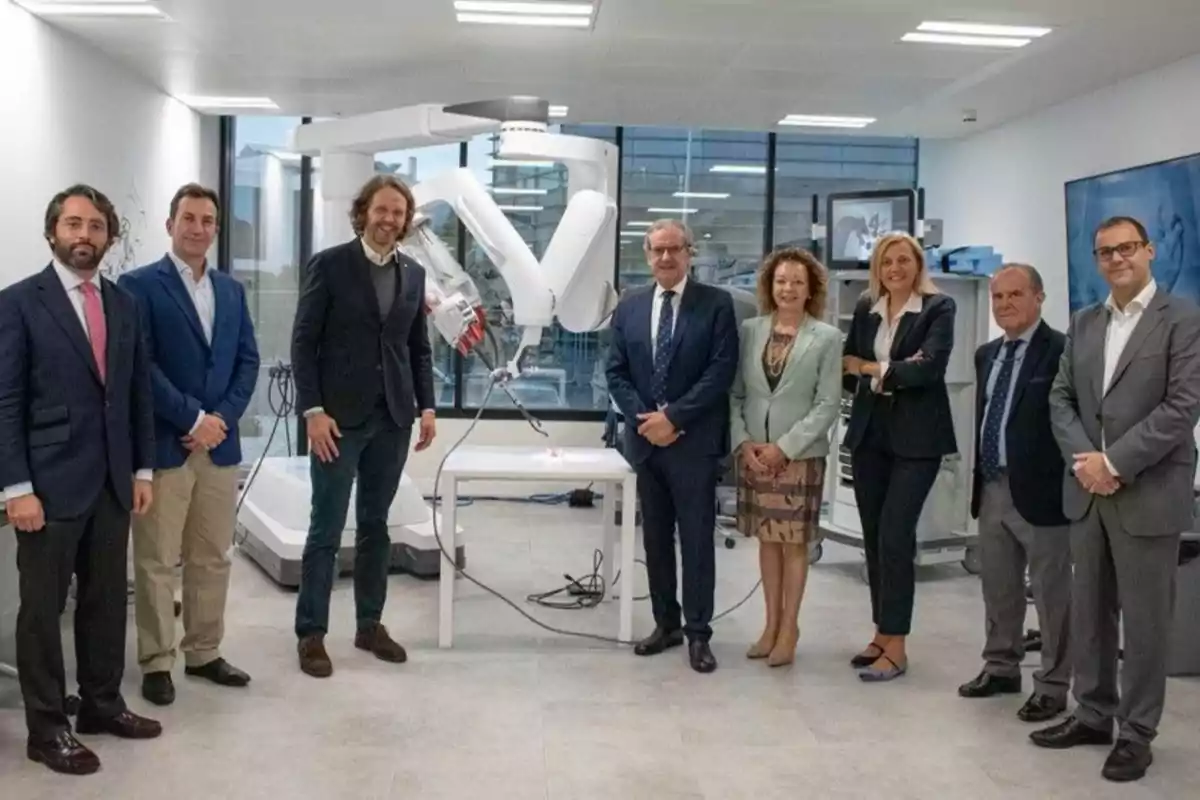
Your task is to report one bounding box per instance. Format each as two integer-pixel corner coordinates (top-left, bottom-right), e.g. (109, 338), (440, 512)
(79, 282), (107, 383)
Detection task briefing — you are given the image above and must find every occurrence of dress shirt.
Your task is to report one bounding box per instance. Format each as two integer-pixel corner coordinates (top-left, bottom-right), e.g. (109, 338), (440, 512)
(1097, 279), (1157, 477)
(981, 321), (1038, 470)
(869, 292), (923, 393)
(304, 237), (433, 418)
(4, 260), (151, 502)
(650, 275), (687, 360)
(168, 252), (216, 436)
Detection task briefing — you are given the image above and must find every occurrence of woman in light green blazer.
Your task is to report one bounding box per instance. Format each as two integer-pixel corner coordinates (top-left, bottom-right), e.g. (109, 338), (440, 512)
(730, 247), (842, 667)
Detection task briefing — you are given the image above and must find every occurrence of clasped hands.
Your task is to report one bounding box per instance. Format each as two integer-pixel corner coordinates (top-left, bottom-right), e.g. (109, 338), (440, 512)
(739, 441), (787, 475)
(182, 412), (227, 452)
(1073, 451), (1120, 496)
(636, 410), (678, 447)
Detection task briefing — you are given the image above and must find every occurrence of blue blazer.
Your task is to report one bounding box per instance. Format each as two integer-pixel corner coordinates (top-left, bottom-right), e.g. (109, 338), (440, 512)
(0, 265), (155, 518)
(119, 256), (260, 470)
(605, 280), (739, 465)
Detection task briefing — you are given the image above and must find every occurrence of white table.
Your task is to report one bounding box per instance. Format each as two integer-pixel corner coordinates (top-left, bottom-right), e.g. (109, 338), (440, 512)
(438, 445), (637, 648)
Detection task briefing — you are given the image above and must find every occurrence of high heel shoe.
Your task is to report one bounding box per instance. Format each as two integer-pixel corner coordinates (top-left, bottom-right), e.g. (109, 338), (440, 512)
(767, 627), (799, 667)
(747, 632), (778, 659)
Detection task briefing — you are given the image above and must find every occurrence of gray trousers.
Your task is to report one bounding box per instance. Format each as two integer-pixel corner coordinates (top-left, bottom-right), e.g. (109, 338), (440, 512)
(978, 477), (1072, 698)
(1070, 500), (1180, 745)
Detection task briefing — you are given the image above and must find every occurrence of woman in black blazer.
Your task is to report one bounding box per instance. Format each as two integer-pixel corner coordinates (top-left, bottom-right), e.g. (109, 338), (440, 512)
(841, 232), (957, 682)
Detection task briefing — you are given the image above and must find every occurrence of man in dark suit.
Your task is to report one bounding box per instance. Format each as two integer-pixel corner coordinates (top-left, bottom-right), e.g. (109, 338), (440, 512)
(1035, 216), (1200, 782)
(291, 174), (437, 678)
(957, 264), (1072, 724)
(605, 219), (739, 673)
(119, 183), (260, 706)
(0, 185), (161, 775)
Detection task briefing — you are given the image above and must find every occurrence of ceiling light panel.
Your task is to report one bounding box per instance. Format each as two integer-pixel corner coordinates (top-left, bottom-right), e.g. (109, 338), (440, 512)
(710, 165), (766, 175)
(673, 192), (730, 200)
(455, 1), (598, 29)
(16, 1), (166, 16)
(548, 105), (569, 118)
(902, 32), (1031, 47)
(176, 95), (280, 110)
(917, 21), (1051, 38)
(778, 114), (876, 129)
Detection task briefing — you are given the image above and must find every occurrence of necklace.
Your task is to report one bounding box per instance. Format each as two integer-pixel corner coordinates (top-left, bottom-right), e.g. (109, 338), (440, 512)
(765, 315), (801, 378)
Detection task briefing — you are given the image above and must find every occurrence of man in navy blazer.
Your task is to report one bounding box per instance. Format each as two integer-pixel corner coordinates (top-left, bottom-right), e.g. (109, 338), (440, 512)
(119, 184), (260, 706)
(606, 219), (739, 673)
(0, 184), (160, 775)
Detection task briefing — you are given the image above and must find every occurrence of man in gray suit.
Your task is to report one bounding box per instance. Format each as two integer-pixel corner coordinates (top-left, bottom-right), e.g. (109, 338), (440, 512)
(1033, 216), (1200, 783)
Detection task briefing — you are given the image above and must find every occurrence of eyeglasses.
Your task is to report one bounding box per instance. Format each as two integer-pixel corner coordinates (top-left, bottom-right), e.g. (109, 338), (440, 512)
(647, 245), (687, 259)
(1093, 241), (1145, 262)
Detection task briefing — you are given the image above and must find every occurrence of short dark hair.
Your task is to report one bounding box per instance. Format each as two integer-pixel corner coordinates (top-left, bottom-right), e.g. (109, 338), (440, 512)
(350, 174), (416, 239)
(757, 246), (829, 319)
(995, 262), (1044, 294)
(169, 182), (220, 220)
(1095, 215), (1148, 243)
(44, 184), (120, 246)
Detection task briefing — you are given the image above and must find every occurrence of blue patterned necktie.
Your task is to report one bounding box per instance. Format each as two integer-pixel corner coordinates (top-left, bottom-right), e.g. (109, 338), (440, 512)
(651, 290), (675, 407)
(980, 340), (1020, 481)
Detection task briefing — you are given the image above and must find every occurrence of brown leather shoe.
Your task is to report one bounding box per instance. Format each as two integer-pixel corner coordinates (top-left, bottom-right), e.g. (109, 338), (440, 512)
(354, 623), (407, 663)
(298, 634), (333, 678)
(75, 709), (162, 739)
(27, 731), (101, 775)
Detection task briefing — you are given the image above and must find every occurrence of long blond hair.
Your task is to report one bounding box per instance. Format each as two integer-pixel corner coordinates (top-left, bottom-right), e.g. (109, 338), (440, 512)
(867, 232), (939, 303)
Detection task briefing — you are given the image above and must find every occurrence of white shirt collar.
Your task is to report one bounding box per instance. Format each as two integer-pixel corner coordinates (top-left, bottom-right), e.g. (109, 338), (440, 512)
(168, 250), (210, 283)
(654, 274), (687, 299)
(870, 292), (923, 318)
(361, 237), (394, 266)
(1105, 279), (1156, 315)
(1005, 319), (1040, 344)
(51, 258), (99, 293)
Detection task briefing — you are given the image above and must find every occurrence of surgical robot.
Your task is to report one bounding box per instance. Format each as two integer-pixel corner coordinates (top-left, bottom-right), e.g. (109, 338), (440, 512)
(235, 97), (620, 586)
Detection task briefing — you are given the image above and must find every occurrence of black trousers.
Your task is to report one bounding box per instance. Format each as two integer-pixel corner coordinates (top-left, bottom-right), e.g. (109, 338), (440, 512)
(15, 484), (130, 742)
(850, 414), (940, 637)
(635, 448), (718, 642)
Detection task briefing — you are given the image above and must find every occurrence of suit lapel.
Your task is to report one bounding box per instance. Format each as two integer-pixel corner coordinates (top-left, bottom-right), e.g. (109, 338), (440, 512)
(35, 264), (103, 385)
(1084, 307), (1109, 403)
(666, 285), (695, 365)
(382, 262), (408, 332)
(977, 338), (999, 420)
(157, 258), (209, 349)
(889, 311), (917, 360)
(1009, 322), (1048, 412)
(1105, 295), (1167, 397)
(777, 317), (817, 391)
(100, 277), (123, 388)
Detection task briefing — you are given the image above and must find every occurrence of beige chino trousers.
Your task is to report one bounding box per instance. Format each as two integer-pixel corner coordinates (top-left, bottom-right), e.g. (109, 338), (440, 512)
(133, 450), (238, 672)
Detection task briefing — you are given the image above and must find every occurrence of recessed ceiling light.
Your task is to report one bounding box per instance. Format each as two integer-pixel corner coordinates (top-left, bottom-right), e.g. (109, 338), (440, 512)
(619, 231), (644, 237)
(548, 105), (569, 118)
(497, 205), (545, 212)
(902, 32), (1031, 48)
(710, 165), (766, 175)
(454, 1), (593, 14)
(176, 95), (280, 110)
(16, 1), (166, 16)
(624, 221), (654, 227)
(673, 191), (730, 200)
(647, 207), (697, 214)
(778, 114), (876, 129)
(457, 13), (591, 27)
(917, 21), (1051, 38)
(490, 187), (549, 195)
(491, 159), (555, 168)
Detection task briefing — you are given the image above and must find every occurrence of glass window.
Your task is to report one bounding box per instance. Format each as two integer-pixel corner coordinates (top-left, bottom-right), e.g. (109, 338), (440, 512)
(373, 143), (462, 409)
(231, 116), (305, 463)
(772, 134), (918, 254)
(619, 127), (769, 292)
(459, 124), (619, 412)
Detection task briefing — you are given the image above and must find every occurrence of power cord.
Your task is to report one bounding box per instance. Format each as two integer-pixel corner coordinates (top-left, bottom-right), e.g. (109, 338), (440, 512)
(233, 361), (295, 549)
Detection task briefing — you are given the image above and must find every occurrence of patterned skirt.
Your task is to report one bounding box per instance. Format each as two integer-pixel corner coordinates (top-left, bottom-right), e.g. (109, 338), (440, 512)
(735, 456), (826, 545)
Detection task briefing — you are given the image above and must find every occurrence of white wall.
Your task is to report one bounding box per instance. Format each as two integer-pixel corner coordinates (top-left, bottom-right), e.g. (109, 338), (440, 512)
(0, 4), (218, 288)
(919, 53), (1200, 334)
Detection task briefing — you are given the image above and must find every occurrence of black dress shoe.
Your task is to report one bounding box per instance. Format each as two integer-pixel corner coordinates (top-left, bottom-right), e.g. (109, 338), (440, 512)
(958, 671), (1022, 698)
(185, 657), (251, 687)
(1029, 715), (1113, 749)
(634, 627), (684, 657)
(75, 709), (163, 740)
(1102, 740), (1153, 782)
(1017, 693), (1066, 723)
(689, 641), (717, 674)
(27, 731), (100, 775)
(142, 671), (175, 706)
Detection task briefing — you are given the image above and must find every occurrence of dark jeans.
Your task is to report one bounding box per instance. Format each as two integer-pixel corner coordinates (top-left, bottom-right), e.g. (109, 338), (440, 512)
(635, 448), (718, 643)
(16, 484), (129, 742)
(851, 415), (940, 637)
(294, 405), (413, 639)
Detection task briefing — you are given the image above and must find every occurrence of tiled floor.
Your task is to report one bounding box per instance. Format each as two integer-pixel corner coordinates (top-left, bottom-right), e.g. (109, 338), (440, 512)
(2, 500), (1198, 799)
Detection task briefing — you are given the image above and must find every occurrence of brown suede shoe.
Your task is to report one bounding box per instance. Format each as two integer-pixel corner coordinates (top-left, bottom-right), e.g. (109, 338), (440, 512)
(298, 635), (333, 678)
(354, 623), (407, 663)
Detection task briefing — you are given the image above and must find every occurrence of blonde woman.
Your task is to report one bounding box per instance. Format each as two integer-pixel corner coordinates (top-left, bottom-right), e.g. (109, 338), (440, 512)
(730, 247), (842, 667)
(841, 232), (958, 682)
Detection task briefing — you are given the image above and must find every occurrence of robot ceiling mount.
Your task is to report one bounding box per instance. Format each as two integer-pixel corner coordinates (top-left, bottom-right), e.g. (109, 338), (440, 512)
(236, 98), (620, 586)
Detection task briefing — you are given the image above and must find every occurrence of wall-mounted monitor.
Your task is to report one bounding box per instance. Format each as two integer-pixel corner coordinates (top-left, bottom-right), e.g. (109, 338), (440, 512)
(1064, 151), (1200, 312)
(826, 189), (917, 270)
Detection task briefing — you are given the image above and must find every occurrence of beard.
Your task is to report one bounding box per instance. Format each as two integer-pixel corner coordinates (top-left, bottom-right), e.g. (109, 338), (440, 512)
(53, 239), (106, 273)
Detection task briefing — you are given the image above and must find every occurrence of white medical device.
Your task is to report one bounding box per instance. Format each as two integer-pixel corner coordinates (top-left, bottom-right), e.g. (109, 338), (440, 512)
(235, 98), (620, 586)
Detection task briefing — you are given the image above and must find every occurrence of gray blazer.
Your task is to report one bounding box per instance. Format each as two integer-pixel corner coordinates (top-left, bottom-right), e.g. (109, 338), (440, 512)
(730, 315), (843, 461)
(1049, 290), (1200, 537)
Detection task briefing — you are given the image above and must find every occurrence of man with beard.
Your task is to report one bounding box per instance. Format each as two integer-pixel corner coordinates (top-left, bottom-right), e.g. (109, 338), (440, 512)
(0, 184), (159, 775)
(290, 174), (437, 678)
